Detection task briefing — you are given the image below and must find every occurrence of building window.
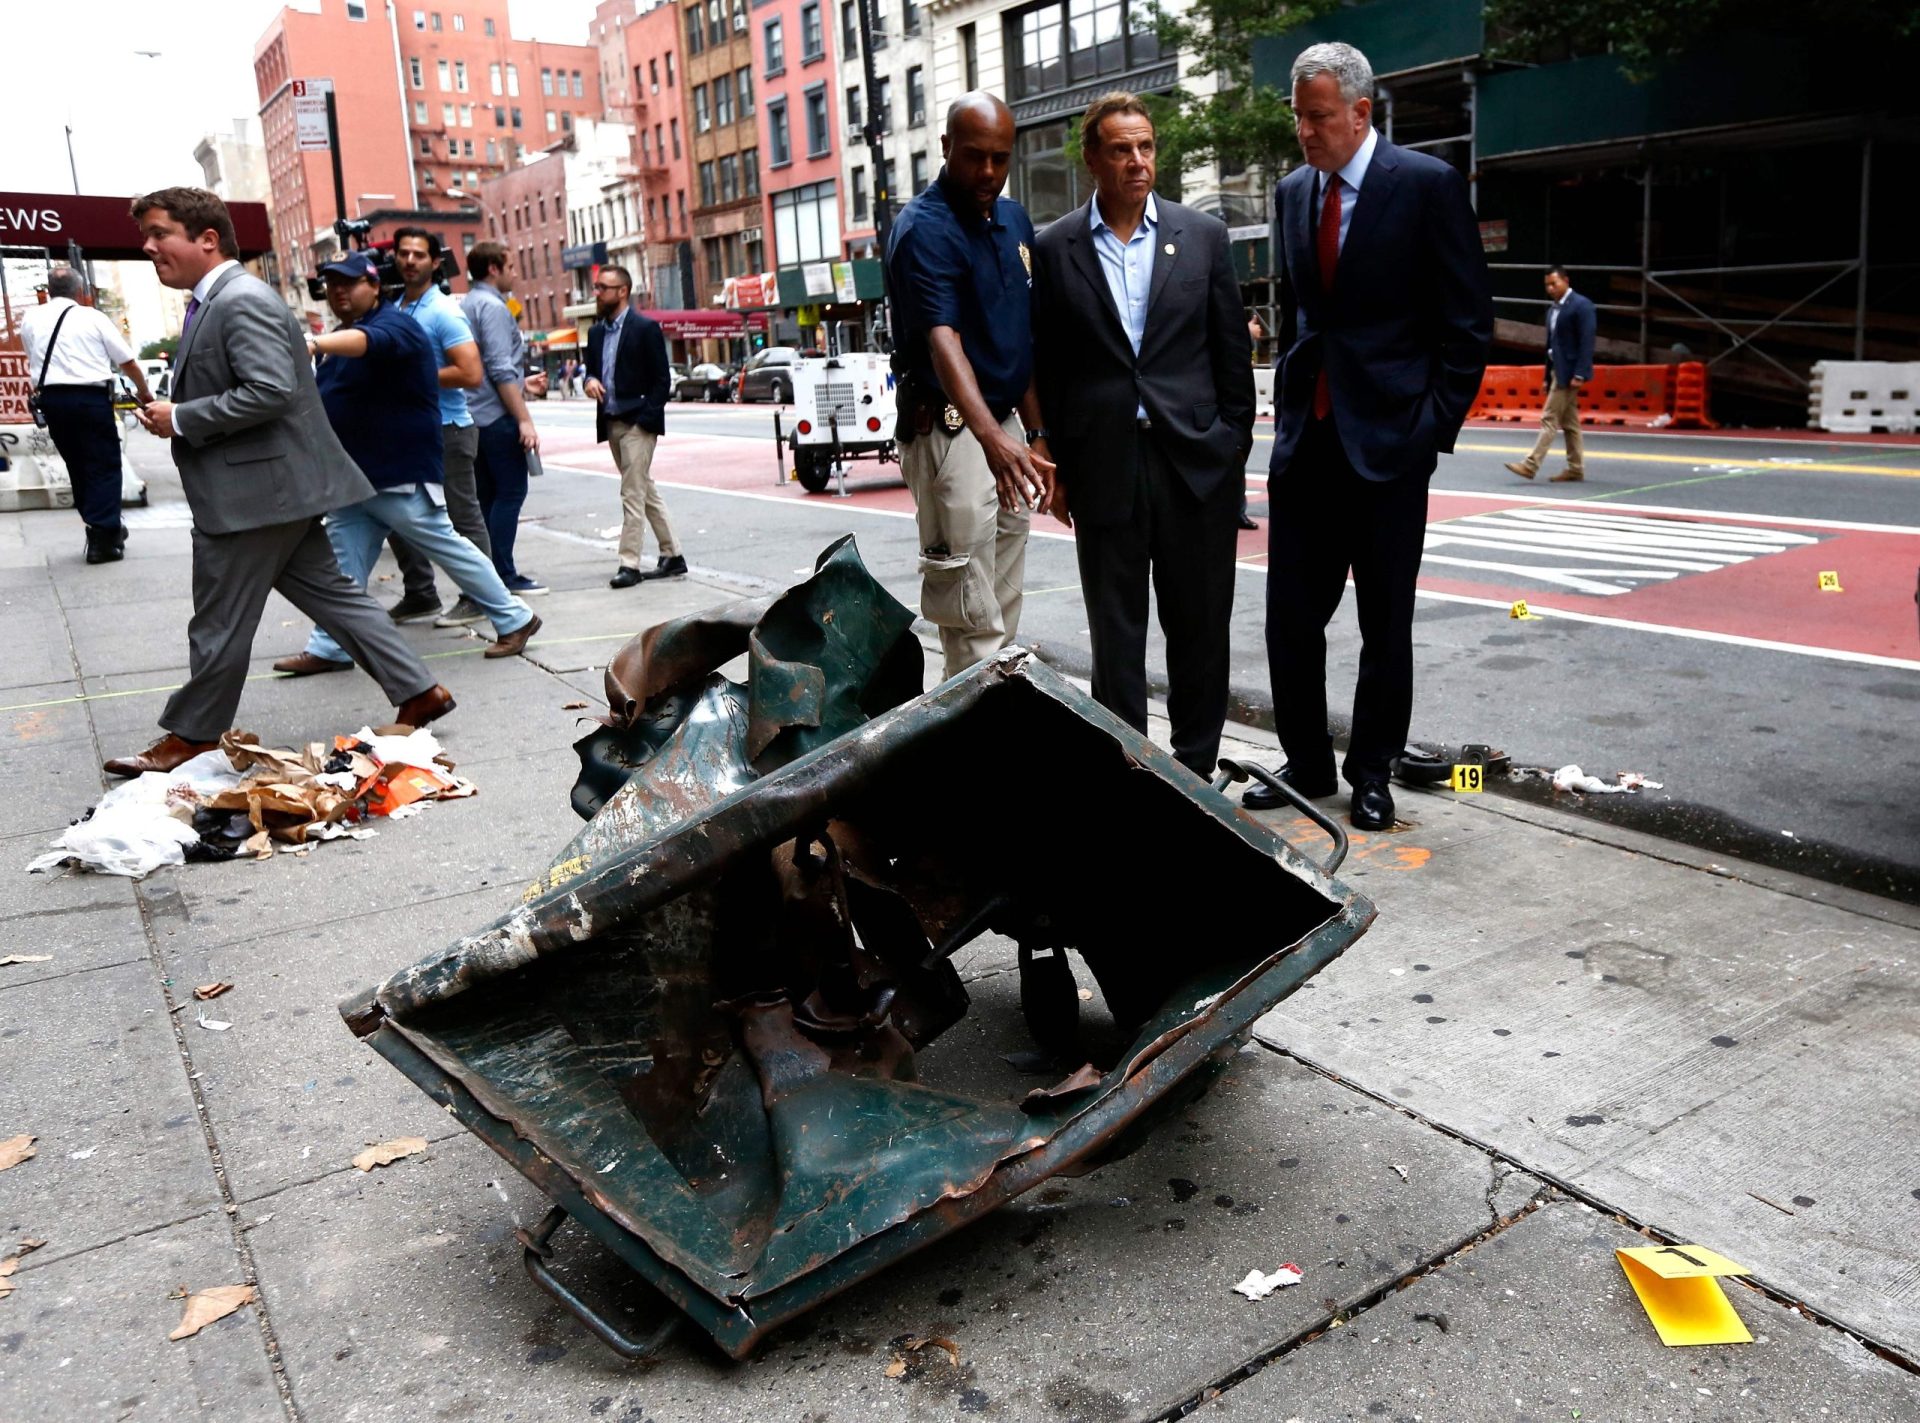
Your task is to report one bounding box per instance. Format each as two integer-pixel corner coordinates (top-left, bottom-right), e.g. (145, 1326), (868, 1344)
(800, 1), (824, 61)
(720, 155), (740, 201)
(455, 59), (468, 91)
(670, 118), (680, 157)
(666, 52), (675, 85)
(699, 161), (716, 207)
(489, 62), (502, 95)
(444, 102), (457, 125)
(804, 85), (830, 157)
(410, 57), (424, 88)
(486, 139), (498, 162)
(454, 13), (464, 31)
(846, 85), (861, 131)
(772, 180), (839, 265)
(907, 65), (924, 125)
(347, 0), (368, 17)
(961, 22), (979, 89)
(911, 149), (927, 192)
(852, 166), (868, 223)
(737, 66), (754, 115)
(706, 0), (723, 45)
(647, 195), (657, 226)
(562, 111), (573, 131)
(875, 76), (891, 133)
(512, 106), (523, 127)
(546, 110), (558, 133)
(414, 100), (429, 123)
(694, 83), (710, 133)
(764, 19), (784, 74)
(1012, 120), (1086, 223)
(541, 68), (553, 96)
(841, 0), (858, 50)
(573, 71), (584, 98)
(1006, 0), (1160, 101)
(678, 190), (687, 226)
(902, 0), (919, 35)
(767, 98), (790, 166)
(461, 103), (473, 126)
(420, 135), (434, 156)
(413, 8), (426, 28)
(495, 106), (506, 126)
(686, 5), (704, 55)
(742, 146), (760, 196)
(484, 16), (494, 35)
(649, 58), (659, 91)
(431, 11), (442, 30)
(715, 73), (734, 126)
(437, 58), (450, 91)
(507, 63), (520, 96)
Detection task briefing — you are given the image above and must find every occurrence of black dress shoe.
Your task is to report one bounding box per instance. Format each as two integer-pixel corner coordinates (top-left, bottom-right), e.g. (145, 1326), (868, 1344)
(1350, 780), (1395, 831)
(1237, 513), (1260, 530)
(640, 553), (688, 580)
(1242, 763), (1339, 809)
(609, 566), (643, 588)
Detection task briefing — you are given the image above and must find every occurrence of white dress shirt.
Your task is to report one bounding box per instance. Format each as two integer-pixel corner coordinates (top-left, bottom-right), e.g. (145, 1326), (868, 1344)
(190, 259), (240, 308)
(20, 297), (135, 388)
(1314, 124), (1379, 254)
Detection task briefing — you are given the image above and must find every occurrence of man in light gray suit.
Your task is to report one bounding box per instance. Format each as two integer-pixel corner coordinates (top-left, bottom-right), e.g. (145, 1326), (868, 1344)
(106, 188), (454, 777)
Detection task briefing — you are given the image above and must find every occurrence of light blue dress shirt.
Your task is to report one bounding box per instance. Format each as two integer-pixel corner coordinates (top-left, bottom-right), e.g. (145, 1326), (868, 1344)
(599, 308), (626, 406)
(1314, 124), (1378, 253)
(1089, 191), (1158, 419)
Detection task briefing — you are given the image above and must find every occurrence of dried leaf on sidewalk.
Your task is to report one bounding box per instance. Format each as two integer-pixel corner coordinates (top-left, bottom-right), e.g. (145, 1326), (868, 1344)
(193, 982), (234, 1001)
(562, 701), (589, 710)
(168, 1283), (258, 1340)
(0, 1257), (17, 1299)
(0, 955), (53, 967)
(0, 1135), (36, 1172)
(14, 1238), (46, 1256)
(351, 1137), (428, 1172)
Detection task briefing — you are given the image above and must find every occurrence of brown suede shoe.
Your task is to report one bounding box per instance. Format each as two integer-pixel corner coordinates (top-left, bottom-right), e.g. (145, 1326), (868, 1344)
(1549, 469), (1586, 483)
(1504, 461), (1536, 480)
(393, 684), (455, 728)
(484, 612), (542, 659)
(103, 733), (219, 778)
(273, 651), (353, 676)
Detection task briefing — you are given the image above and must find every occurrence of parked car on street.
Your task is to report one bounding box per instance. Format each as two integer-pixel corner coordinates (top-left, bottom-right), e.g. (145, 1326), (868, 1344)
(674, 362), (734, 402)
(737, 347), (822, 404)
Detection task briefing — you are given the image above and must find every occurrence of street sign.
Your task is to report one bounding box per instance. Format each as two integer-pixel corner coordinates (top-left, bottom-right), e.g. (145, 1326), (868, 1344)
(292, 78), (335, 152)
(1227, 222), (1270, 244)
(0, 351), (31, 423)
(1478, 219), (1508, 253)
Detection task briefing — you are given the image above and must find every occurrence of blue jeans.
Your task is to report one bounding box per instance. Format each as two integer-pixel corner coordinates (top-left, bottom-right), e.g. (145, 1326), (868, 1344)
(473, 412), (530, 582)
(306, 484), (531, 662)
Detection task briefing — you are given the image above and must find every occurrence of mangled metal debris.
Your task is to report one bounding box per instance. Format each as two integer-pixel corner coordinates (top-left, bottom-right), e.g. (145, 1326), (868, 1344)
(342, 536), (1375, 1359)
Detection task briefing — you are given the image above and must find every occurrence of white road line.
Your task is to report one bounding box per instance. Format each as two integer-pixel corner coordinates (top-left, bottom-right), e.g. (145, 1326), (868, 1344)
(1429, 487), (1920, 535)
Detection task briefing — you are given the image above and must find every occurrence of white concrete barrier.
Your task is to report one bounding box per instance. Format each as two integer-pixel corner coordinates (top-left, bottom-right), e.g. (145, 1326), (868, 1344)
(1809, 360), (1920, 434)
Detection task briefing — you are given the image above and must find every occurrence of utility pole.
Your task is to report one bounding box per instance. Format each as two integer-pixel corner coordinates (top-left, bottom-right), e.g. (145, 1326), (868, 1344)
(325, 89), (349, 239)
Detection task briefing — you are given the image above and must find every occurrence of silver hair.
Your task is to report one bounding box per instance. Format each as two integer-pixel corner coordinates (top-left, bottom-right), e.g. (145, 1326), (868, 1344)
(46, 268), (88, 300)
(1291, 42), (1374, 104)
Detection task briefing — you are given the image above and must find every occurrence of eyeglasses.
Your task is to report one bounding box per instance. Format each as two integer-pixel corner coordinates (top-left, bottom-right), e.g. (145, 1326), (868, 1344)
(592, 283), (628, 292)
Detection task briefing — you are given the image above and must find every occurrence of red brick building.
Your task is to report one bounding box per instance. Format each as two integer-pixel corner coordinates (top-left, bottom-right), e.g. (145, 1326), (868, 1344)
(254, 0), (600, 310)
(478, 152), (573, 336)
(592, 0), (698, 308)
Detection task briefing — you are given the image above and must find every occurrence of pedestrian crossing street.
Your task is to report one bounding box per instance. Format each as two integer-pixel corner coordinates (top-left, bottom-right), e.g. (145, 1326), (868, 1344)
(1423, 505), (1819, 596)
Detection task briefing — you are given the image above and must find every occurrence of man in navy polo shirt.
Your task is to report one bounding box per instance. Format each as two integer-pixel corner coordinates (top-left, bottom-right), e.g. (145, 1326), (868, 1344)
(275, 251), (540, 673)
(885, 91), (1053, 679)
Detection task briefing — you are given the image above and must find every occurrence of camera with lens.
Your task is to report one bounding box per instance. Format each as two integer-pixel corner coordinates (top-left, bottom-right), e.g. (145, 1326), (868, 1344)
(304, 218), (456, 301)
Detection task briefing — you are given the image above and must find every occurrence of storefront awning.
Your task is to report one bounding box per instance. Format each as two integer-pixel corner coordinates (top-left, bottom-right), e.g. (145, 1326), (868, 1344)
(543, 328), (580, 349)
(641, 309), (770, 339)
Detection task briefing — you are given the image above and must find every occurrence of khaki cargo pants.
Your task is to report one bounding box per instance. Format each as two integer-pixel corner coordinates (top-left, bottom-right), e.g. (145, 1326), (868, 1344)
(901, 411), (1031, 680)
(609, 419), (680, 568)
(1521, 379), (1585, 476)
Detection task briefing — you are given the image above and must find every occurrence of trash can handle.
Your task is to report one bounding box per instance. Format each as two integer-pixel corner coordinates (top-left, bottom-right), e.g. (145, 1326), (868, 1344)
(516, 1205), (683, 1361)
(1213, 759), (1349, 875)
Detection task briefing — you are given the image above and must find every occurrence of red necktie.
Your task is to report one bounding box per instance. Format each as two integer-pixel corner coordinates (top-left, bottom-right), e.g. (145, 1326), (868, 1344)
(1313, 175), (1342, 420)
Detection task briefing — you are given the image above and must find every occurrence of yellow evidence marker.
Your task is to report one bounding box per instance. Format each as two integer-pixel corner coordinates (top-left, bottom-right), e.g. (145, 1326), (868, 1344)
(1509, 600), (1541, 620)
(1817, 570), (1843, 592)
(1450, 764), (1484, 793)
(1615, 1243), (1753, 1347)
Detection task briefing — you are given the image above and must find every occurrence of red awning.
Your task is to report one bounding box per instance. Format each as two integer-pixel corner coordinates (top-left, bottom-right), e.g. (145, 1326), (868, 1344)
(0, 191), (273, 262)
(641, 309), (770, 339)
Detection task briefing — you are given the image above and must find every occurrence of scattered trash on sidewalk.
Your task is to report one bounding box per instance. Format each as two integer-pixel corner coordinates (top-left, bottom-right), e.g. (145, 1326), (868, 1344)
(193, 982), (234, 1001)
(351, 1137), (428, 1172)
(0, 1135), (35, 1172)
(1616, 1243), (1753, 1346)
(1232, 1264), (1304, 1300)
(883, 1335), (963, 1378)
(26, 727), (476, 881)
(1389, 1163), (1410, 1182)
(1550, 765), (1666, 795)
(168, 1284), (259, 1341)
(195, 1015), (232, 1032)
(0, 955), (52, 967)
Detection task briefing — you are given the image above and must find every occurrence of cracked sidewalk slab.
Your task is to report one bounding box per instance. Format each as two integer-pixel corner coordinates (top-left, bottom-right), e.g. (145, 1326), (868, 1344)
(1190, 1199), (1920, 1421)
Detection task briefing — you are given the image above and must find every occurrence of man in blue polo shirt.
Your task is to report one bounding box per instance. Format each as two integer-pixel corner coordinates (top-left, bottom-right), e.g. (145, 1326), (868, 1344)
(885, 91), (1053, 679)
(274, 251), (539, 673)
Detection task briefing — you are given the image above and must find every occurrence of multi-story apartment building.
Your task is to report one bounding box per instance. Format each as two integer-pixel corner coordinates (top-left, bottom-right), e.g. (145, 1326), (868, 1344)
(561, 119), (644, 312)
(838, 0), (935, 261)
(253, 0), (600, 310)
(478, 149), (571, 334)
(590, 0), (697, 309)
(682, 0), (764, 306)
(757, 0), (843, 280)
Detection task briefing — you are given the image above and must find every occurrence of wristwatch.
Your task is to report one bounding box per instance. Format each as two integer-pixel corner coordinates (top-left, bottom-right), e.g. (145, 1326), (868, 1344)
(1026, 427), (1049, 444)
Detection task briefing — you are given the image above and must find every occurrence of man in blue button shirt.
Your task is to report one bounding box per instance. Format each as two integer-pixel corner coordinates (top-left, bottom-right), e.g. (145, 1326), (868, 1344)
(275, 252), (540, 674)
(885, 92), (1054, 679)
(583, 266), (682, 588)
(1032, 93), (1254, 779)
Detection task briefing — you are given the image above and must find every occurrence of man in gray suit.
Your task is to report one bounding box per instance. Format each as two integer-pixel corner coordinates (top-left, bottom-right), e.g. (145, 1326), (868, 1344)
(106, 187), (453, 777)
(1031, 93), (1254, 778)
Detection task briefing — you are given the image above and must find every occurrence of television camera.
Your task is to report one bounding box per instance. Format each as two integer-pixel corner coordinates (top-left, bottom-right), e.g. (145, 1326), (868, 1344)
(305, 217), (458, 301)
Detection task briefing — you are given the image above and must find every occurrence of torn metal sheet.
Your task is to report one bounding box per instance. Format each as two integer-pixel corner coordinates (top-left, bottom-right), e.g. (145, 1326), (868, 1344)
(342, 535), (1375, 1360)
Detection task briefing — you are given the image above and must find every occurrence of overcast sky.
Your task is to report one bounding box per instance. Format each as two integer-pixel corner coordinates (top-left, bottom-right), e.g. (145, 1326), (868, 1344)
(0, 0), (600, 198)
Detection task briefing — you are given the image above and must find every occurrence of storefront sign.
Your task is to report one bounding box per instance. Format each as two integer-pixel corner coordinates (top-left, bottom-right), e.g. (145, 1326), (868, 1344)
(801, 262), (835, 299)
(1479, 219), (1509, 253)
(562, 242), (609, 270)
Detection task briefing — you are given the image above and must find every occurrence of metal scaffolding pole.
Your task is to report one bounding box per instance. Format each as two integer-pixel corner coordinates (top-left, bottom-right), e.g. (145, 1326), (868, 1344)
(1464, 70), (1478, 212)
(1639, 162), (1652, 363)
(1855, 136), (1872, 359)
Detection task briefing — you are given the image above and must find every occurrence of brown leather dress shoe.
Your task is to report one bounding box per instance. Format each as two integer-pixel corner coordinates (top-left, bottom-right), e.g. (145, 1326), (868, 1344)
(1504, 461), (1536, 480)
(1549, 469), (1585, 482)
(484, 612), (542, 659)
(273, 651), (353, 676)
(103, 733), (219, 778)
(393, 684), (455, 729)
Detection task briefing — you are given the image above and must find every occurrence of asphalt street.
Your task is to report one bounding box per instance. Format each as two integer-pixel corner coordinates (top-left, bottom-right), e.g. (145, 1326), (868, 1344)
(498, 396), (1920, 896)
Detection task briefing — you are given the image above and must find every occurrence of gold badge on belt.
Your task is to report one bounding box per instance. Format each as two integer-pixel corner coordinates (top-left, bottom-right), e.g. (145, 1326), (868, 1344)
(942, 403), (965, 432)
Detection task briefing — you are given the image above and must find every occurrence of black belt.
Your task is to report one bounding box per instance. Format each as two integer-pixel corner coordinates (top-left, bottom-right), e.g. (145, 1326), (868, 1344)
(42, 381), (113, 391)
(1136, 417), (1153, 431)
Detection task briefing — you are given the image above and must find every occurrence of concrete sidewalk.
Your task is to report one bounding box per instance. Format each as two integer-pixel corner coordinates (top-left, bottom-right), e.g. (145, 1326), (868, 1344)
(2, 463), (1917, 1421)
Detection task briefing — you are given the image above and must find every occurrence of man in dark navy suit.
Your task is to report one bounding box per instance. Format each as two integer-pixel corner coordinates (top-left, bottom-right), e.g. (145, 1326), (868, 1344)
(585, 267), (682, 588)
(1246, 41), (1492, 830)
(1506, 264), (1596, 483)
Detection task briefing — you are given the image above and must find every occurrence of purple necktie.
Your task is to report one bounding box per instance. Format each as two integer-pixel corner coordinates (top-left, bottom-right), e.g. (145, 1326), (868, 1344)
(182, 296), (201, 337)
